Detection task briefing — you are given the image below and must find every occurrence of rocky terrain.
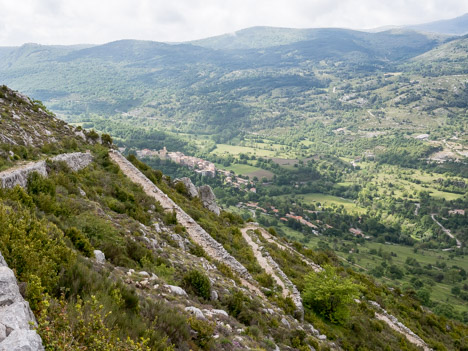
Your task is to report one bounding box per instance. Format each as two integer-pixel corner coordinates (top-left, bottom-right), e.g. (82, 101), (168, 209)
(0, 252), (44, 351)
(0, 86), (466, 350)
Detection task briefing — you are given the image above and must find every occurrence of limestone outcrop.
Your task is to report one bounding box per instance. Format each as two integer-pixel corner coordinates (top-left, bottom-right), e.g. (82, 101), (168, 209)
(0, 152), (93, 189)
(0, 161), (47, 189)
(0, 252), (44, 351)
(174, 177), (199, 198)
(51, 152), (94, 172)
(109, 151), (252, 280)
(198, 185), (221, 215)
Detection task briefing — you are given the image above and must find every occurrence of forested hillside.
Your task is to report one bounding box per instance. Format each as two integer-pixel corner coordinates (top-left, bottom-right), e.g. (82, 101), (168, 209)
(0, 17), (467, 349)
(0, 87), (467, 350)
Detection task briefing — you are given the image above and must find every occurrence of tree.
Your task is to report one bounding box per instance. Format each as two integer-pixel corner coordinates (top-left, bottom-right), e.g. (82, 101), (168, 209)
(302, 265), (361, 324)
(101, 133), (113, 147)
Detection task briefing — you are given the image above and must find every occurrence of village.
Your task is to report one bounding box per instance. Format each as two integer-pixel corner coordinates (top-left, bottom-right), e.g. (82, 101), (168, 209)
(136, 147), (216, 177)
(135, 147), (257, 191)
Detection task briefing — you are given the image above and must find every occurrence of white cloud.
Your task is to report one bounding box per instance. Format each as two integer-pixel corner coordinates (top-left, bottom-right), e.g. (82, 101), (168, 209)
(0, 0), (467, 45)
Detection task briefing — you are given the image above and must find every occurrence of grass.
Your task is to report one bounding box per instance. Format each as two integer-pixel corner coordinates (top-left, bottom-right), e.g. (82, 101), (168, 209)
(216, 163), (261, 175)
(245, 169), (274, 180)
(343, 240), (468, 313)
(373, 168), (465, 201)
(211, 144), (278, 157)
(279, 193), (366, 214)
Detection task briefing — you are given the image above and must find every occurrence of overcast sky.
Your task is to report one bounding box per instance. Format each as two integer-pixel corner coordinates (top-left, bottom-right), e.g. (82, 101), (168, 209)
(0, 0), (467, 46)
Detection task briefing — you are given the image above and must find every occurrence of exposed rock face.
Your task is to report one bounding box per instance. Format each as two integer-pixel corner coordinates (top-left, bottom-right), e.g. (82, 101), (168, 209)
(0, 152), (93, 189)
(369, 301), (430, 351)
(164, 285), (188, 296)
(185, 306), (206, 320)
(51, 152), (93, 172)
(109, 151), (252, 280)
(0, 252), (44, 351)
(93, 250), (106, 264)
(198, 185), (220, 215)
(174, 177), (198, 198)
(0, 161), (47, 189)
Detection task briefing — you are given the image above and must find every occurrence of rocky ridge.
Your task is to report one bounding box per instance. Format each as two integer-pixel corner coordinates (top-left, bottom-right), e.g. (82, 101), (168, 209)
(109, 150), (252, 281)
(0, 252), (44, 351)
(174, 177), (221, 215)
(0, 86), (79, 147)
(0, 152), (94, 189)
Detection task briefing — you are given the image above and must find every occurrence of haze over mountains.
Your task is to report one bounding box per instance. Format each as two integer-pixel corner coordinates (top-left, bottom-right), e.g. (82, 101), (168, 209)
(0, 13), (467, 130)
(0, 10), (467, 351)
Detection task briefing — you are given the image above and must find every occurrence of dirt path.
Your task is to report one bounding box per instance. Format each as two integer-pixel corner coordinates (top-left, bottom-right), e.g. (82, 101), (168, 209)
(245, 224), (322, 272)
(431, 214), (461, 248)
(241, 228), (288, 296)
(241, 225), (304, 315)
(109, 151), (262, 295)
(370, 301), (431, 351)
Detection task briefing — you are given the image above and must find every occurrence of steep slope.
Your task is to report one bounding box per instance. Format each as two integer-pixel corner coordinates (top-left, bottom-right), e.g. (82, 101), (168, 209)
(0, 87), (467, 350)
(408, 35), (468, 75)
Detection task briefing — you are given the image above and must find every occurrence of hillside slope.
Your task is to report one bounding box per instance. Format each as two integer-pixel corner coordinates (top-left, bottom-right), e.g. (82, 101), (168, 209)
(0, 88), (467, 350)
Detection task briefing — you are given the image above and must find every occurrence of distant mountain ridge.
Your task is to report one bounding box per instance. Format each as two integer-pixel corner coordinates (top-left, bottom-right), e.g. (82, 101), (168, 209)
(407, 13), (468, 35)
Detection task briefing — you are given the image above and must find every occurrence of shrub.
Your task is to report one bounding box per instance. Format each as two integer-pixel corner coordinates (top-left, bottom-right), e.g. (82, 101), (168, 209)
(65, 227), (94, 257)
(189, 243), (208, 259)
(302, 265), (361, 324)
(37, 295), (155, 351)
(188, 317), (214, 350)
(182, 270), (211, 300)
(163, 210), (178, 225)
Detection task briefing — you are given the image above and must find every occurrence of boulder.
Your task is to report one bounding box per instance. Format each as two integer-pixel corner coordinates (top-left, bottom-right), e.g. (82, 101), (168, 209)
(93, 250), (106, 264)
(164, 285), (188, 296)
(0, 263), (43, 350)
(170, 234), (186, 250)
(198, 185), (220, 215)
(0, 267), (20, 307)
(0, 329), (44, 351)
(0, 301), (36, 331)
(175, 178), (198, 198)
(185, 306), (205, 320)
(211, 309), (228, 317)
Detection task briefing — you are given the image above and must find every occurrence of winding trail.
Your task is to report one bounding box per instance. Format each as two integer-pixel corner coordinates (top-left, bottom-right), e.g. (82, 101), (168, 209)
(241, 226), (305, 316)
(109, 151), (262, 295)
(369, 301), (431, 351)
(245, 224), (322, 272)
(431, 214), (461, 248)
(240, 227), (288, 295)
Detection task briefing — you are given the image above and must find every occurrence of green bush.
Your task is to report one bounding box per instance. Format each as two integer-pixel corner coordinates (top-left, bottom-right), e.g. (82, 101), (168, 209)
(163, 210), (178, 225)
(65, 227), (94, 257)
(303, 265), (361, 324)
(182, 270), (211, 300)
(0, 202), (75, 310)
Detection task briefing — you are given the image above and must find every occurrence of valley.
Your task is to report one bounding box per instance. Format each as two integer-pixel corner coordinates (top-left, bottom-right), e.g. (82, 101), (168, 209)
(0, 14), (467, 350)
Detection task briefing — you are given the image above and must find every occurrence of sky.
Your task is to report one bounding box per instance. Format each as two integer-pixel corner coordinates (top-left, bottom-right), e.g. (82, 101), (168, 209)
(0, 0), (467, 46)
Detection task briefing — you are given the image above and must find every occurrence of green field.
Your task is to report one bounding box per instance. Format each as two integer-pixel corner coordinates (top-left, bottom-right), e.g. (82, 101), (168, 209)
(279, 193), (366, 214)
(355, 241), (468, 313)
(373, 169), (465, 201)
(216, 163), (275, 179)
(211, 144), (279, 157)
